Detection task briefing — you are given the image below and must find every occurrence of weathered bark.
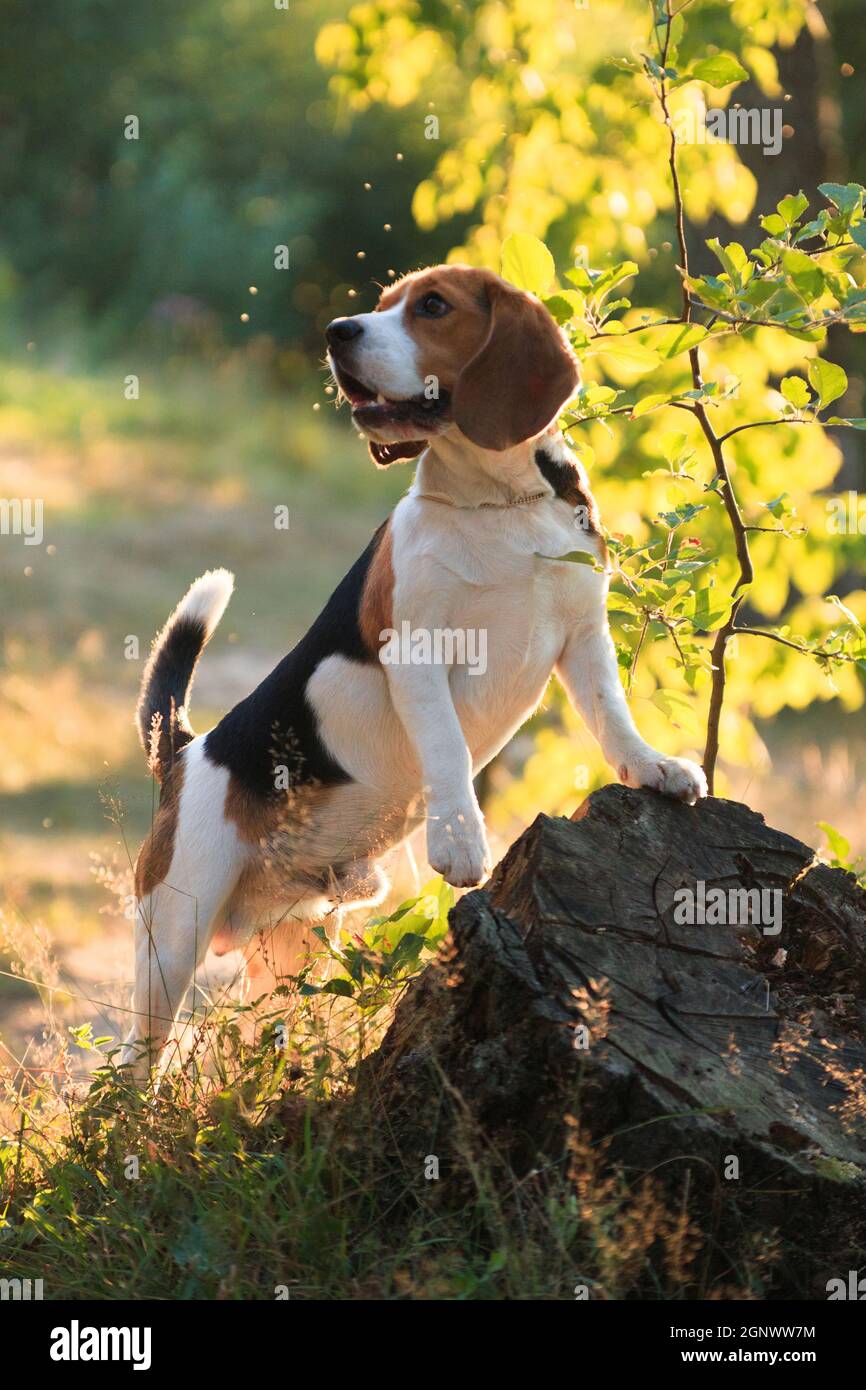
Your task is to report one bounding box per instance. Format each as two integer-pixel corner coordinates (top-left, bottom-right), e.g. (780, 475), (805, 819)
(360, 787), (866, 1295)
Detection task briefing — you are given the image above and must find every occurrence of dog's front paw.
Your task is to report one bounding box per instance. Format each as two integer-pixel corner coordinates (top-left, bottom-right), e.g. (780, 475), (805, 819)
(617, 748), (707, 805)
(427, 804), (492, 888)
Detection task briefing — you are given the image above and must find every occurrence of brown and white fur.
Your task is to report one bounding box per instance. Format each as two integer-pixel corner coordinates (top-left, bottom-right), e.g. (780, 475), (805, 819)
(120, 265), (706, 1077)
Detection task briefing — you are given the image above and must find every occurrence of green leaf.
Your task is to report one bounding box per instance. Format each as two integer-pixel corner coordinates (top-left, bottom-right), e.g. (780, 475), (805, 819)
(808, 358), (848, 410)
(543, 290), (584, 324)
(776, 191), (809, 227)
(322, 978), (355, 997)
(794, 211), (830, 244)
(827, 593), (865, 633)
(657, 502), (707, 529)
(780, 376), (811, 410)
(501, 233), (556, 295)
(689, 54), (748, 87)
(707, 238), (748, 285)
(781, 248), (824, 299)
(764, 492), (792, 518)
(535, 549), (600, 567)
(585, 261), (638, 304)
(639, 322), (708, 359)
(759, 213), (787, 237)
(827, 417), (866, 429)
(684, 274), (734, 311)
(650, 688), (702, 735)
(566, 266), (593, 292)
(818, 182), (863, 220)
(587, 337), (660, 370)
(818, 821), (851, 864)
(687, 586), (733, 632)
(575, 382), (618, 409)
(631, 392), (674, 418)
(607, 590), (640, 615)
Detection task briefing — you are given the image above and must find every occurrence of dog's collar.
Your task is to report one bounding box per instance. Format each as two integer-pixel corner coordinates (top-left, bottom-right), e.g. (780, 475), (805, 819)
(413, 488), (551, 510)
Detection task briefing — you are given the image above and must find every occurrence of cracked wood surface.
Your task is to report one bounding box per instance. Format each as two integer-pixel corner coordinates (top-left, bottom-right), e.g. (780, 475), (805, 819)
(361, 786), (866, 1282)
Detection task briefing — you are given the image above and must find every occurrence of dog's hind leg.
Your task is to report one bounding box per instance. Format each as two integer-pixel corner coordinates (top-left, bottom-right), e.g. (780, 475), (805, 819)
(119, 881), (231, 1079)
(119, 739), (246, 1080)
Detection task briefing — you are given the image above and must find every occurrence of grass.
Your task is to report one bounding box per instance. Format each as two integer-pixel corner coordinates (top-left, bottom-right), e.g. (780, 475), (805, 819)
(0, 913), (779, 1303)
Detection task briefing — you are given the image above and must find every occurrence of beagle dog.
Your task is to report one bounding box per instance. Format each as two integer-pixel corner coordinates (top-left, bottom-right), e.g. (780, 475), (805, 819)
(120, 264), (706, 1075)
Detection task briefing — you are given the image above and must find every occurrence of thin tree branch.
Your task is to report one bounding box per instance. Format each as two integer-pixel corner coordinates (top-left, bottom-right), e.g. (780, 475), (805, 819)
(652, 0), (753, 793)
(733, 627), (809, 655)
(588, 316), (684, 339)
(743, 524), (803, 535)
(718, 418), (810, 443)
(627, 611), (651, 697)
(733, 626), (860, 662)
(658, 15), (691, 323)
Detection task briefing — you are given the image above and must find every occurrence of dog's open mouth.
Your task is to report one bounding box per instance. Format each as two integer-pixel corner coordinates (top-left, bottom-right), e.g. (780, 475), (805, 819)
(331, 364), (451, 435)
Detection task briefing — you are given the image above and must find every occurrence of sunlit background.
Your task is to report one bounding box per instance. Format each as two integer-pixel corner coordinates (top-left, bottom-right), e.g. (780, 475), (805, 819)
(1, 0), (864, 1069)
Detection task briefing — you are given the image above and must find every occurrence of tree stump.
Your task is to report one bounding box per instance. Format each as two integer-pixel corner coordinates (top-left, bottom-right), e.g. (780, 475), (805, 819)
(360, 786), (866, 1295)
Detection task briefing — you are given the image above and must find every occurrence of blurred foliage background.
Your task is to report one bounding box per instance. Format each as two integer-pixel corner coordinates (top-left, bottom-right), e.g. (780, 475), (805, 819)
(0, 0), (865, 1059)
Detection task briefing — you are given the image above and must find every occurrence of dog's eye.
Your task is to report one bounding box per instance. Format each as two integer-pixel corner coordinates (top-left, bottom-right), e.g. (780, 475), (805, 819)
(416, 292), (450, 318)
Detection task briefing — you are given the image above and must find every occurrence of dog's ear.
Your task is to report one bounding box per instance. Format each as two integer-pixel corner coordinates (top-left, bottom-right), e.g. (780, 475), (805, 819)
(452, 280), (579, 451)
(368, 439), (427, 468)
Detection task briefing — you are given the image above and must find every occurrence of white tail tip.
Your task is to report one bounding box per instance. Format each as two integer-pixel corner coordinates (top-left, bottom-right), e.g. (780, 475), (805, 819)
(174, 568), (235, 638)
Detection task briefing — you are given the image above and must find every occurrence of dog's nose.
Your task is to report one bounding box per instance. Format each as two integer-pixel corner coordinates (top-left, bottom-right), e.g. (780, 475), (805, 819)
(326, 318), (363, 348)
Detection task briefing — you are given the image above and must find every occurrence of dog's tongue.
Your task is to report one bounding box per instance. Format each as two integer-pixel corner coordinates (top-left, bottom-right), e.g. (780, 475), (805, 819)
(369, 439), (427, 467)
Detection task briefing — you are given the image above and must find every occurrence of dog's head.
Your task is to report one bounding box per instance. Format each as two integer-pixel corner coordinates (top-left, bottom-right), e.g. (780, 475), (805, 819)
(326, 265), (580, 466)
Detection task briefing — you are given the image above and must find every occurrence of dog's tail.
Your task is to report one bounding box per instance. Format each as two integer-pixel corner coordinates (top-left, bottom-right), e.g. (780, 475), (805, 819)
(136, 569), (234, 781)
